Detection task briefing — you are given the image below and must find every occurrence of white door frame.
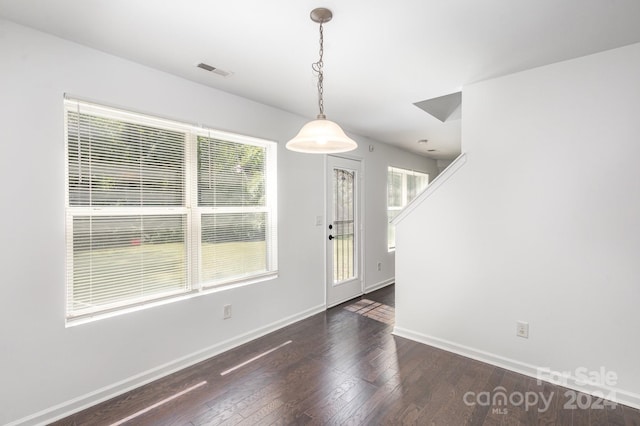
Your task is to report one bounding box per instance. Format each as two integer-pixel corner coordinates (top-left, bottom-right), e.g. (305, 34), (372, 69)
(325, 154), (364, 308)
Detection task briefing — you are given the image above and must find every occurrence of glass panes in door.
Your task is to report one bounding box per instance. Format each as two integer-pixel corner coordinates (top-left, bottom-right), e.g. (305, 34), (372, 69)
(333, 168), (355, 283)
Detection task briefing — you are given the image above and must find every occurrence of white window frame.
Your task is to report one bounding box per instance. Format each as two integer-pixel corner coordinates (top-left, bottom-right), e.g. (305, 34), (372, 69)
(387, 166), (428, 251)
(64, 98), (278, 323)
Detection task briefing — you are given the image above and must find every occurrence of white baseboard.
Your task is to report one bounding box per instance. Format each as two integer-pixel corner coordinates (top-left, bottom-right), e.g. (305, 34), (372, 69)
(8, 304), (325, 426)
(392, 326), (640, 411)
(364, 278), (394, 293)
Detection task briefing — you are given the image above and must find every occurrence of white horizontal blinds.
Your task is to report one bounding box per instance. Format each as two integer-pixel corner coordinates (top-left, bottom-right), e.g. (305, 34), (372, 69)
(197, 136), (274, 285)
(65, 99), (189, 319)
(197, 138), (266, 207)
(200, 212), (268, 283)
(70, 215), (187, 315)
(387, 166), (429, 250)
(67, 108), (186, 206)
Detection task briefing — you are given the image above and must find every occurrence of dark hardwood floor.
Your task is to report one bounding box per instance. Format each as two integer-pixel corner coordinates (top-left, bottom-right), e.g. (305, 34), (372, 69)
(52, 285), (640, 425)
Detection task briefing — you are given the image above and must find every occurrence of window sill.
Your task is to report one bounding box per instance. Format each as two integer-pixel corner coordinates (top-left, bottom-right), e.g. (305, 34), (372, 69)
(65, 272), (278, 328)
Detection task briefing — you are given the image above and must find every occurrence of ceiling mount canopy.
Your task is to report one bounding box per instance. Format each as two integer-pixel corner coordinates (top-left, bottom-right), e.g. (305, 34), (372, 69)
(286, 8), (358, 154)
(310, 7), (333, 24)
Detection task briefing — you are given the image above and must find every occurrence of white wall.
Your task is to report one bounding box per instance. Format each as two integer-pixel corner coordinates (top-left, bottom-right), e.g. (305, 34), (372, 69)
(0, 19), (433, 425)
(361, 142), (439, 292)
(395, 42), (640, 408)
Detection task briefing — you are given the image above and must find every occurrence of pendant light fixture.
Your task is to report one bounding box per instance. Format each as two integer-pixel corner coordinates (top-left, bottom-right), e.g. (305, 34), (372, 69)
(286, 8), (358, 154)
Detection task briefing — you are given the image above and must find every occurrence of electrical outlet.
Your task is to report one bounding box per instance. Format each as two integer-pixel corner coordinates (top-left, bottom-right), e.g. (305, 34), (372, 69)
(223, 304), (232, 319)
(516, 321), (529, 338)
(377, 262), (382, 271)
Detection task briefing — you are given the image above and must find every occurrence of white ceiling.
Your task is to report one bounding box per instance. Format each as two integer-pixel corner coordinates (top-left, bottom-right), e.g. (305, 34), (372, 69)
(2, 0), (640, 159)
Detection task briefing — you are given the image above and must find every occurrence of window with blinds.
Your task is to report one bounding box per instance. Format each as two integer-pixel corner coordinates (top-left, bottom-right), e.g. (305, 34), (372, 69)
(65, 98), (278, 321)
(387, 166), (428, 250)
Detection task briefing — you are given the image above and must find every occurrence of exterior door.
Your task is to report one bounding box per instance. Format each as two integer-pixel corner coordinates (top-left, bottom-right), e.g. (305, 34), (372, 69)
(326, 156), (362, 307)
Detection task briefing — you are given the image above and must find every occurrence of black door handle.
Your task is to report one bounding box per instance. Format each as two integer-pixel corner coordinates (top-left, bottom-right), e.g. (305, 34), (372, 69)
(328, 224), (333, 230)
(328, 235), (334, 240)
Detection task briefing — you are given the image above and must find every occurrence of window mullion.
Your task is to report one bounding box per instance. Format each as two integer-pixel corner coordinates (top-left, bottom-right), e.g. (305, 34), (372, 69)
(186, 131), (200, 291)
(266, 143), (278, 273)
(402, 171), (408, 205)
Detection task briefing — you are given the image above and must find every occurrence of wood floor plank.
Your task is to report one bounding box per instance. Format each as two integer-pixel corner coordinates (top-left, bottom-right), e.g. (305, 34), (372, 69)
(425, 366), (481, 425)
(465, 365), (505, 426)
(522, 376), (557, 426)
(323, 379), (379, 425)
(262, 361), (349, 424)
(499, 370), (530, 424)
(573, 393), (591, 426)
(556, 387), (575, 426)
(302, 376), (359, 422)
(607, 399), (628, 426)
(625, 403), (640, 426)
(350, 372), (404, 425)
(590, 401), (609, 426)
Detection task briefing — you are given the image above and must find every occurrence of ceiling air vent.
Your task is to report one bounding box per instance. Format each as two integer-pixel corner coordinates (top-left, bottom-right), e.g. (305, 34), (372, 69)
(196, 62), (233, 77)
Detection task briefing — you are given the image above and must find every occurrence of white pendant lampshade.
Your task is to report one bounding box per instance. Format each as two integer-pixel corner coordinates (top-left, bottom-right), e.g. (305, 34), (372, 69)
(286, 115), (358, 153)
(286, 8), (358, 154)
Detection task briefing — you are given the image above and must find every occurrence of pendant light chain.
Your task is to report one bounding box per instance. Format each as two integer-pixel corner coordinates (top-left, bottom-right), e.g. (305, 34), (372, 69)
(312, 22), (325, 117)
(285, 8), (357, 154)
